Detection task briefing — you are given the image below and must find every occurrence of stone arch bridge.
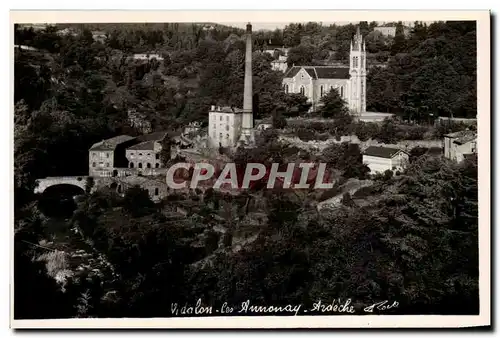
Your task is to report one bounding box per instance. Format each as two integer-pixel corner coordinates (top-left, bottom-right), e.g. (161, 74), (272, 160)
(34, 176), (88, 194)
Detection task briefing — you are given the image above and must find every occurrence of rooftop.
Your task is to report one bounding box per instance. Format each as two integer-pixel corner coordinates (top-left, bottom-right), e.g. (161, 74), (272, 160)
(127, 141), (155, 151)
(90, 135), (135, 151)
(444, 130), (477, 144)
(209, 106), (244, 114)
(138, 131), (169, 142)
(363, 146), (404, 159)
(284, 66), (350, 80)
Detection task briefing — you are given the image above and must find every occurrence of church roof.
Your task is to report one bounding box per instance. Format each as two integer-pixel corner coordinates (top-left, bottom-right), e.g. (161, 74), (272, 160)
(283, 66), (350, 80)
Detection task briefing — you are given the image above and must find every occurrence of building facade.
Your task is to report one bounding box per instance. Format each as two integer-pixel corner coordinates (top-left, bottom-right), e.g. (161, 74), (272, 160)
(125, 131), (168, 173)
(89, 135), (136, 177)
(271, 55), (288, 73)
(282, 27), (366, 114)
(208, 106), (243, 148)
(443, 130), (477, 163)
(363, 146), (409, 174)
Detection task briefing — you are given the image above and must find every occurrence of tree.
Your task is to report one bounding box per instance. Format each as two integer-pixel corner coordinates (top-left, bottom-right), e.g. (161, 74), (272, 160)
(317, 88), (349, 118)
(122, 185), (155, 217)
(272, 108), (287, 129)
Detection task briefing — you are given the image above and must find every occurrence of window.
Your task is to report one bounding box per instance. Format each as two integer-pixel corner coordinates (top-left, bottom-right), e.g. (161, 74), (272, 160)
(130, 162), (134, 168)
(155, 163), (160, 168)
(106, 153), (109, 158)
(92, 153), (96, 158)
(340, 86), (344, 98)
(147, 153), (151, 156)
(320, 85), (324, 97)
(219, 133), (223, 139)
(213, 123), (216, 129)
(92, 162), (96, 167)
(156, 154), (160, 159)
(284, 84), (289, 93)
(138, 163), (143, 168)
(226, 116), (229, 121)
(99, 162), (104, 167)
(353, 56), (358, 68)
(225, 125), (229, 131)
(154, 188), (159, 196)
(106, 163), (110, 167)
(220, 116), (222, 121)
(147, 163), (151, 168)
(139, 153), (142, 156)
(300, 86), (305, 95)
(226, 133), (229, 139)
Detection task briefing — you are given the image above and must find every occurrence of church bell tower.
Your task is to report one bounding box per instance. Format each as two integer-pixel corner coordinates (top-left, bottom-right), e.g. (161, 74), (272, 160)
(349, 26), (366, 115)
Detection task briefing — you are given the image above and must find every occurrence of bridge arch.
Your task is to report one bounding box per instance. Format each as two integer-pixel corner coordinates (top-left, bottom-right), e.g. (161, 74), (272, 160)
(34, 176), (88, 194)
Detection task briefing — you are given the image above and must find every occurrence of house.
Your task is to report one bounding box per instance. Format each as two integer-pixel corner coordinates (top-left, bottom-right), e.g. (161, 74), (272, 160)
(363, 146), (409, 174)
(443, 130), (477, 163)
(373, 26), (411, 38)
(89, 135), (137, 177)
(125, 131), (169, 174)
(271, 55), (288, 73)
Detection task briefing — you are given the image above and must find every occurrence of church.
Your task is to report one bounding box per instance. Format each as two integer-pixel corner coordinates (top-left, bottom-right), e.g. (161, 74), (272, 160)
(282, 27), (367, 114)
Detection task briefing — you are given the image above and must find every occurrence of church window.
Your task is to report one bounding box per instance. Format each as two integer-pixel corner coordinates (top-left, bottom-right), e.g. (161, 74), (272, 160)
(220, 116), (222, 121)
(138, 163), (143, 168)
(284, 84), (289, 93)
(340, 86), (344, 98)
(300, 86), (305, 95)
(361, 56), (365, 68)
(154, 188), (159, 196)
(320, 85), (324, 97)
(130, 162), (134, 168)
(147, 163), (151, 168)
(156, 163), (160, 168)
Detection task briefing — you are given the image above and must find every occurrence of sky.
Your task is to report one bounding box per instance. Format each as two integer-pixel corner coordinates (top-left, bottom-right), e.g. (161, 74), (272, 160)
(219, 21), (417, 31)
(220, 22), (350, 31)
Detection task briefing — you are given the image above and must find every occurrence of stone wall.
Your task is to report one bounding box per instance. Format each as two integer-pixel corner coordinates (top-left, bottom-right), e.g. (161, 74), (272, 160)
(279, 135), (443, 153)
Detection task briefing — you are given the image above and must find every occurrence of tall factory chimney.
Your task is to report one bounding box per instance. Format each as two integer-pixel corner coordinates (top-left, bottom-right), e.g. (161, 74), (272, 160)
(239, 22), (255, 146)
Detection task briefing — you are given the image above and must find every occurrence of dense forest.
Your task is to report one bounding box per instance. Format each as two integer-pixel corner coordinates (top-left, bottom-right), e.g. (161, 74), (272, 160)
(14, 21), (478, 319)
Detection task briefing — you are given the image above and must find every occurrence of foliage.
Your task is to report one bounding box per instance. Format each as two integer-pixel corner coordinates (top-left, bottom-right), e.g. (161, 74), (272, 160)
(317, 88), (349, 118)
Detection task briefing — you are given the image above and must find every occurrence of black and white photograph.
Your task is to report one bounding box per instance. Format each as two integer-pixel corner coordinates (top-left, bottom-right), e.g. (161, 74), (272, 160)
(10, 10), (490, 329)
